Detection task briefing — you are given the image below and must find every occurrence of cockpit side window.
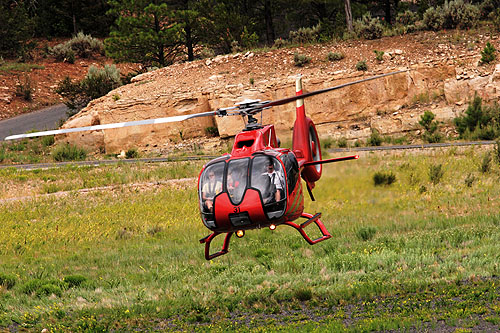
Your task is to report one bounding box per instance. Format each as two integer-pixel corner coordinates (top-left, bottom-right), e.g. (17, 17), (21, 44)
(226, 158), (248, 205)
(285, 152), (300, 194)
(250, 155), (286, 218)
(199, 162), (225, 216)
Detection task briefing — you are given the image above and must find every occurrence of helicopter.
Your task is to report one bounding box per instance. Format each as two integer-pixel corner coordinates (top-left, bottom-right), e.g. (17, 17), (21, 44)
(5, 69), (407, 260)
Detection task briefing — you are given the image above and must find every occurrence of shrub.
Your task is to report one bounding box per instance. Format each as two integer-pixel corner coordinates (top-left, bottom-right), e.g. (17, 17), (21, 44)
(423, 0), (480, 30)
(454, 95), (500, 139)
(429, 163), (444, 184)
(464, 173), (475, 187)
(15, 75), (33, 101)
(373, 171), (396, 186)
(442, 0), (480, 30)
(480, 152), (492, 173)
(0, 273), (16, 289)
(52, 143), (87, 162)
(374, 50), (384, 61)
(396, 10), (418, 26)
(51, 32), (103, 61)
(57, 65), (121, 115)
(83, 65), (121, 100)
(353, 13), (384, 40)
(480, 42), (496, 64)
(41, 135), (55, 147)
(273, 38), (289, 49)
(423, 7), (445, 30)
(294, 53), (311, 67)
(367, 129), (382, 146)
(125, 148), (139, 159)
(337, 137), (348, 148)
(50, 43), (75, 63)
(204, 126), (219, 137)
(63, 275), (87, 288)
(419, 111), (442, 143)
(327, 52), (344, 61)
(356, 226), (377, 241)
(495, 139), (500, 163)
(490, 9), (500, 32)
(355, 60), (368, 71)
(289, 24), (321, 44)
(294, 287), (313, 301)
(240, 26), (259, 49)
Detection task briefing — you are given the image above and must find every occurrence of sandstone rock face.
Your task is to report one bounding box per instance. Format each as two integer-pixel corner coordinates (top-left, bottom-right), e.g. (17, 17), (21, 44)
(59, 46), (500, 153)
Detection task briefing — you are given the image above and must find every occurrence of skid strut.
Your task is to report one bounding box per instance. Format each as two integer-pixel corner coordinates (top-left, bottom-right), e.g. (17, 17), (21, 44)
(199, 232), (233, 260)
(284, 212), (331, 244)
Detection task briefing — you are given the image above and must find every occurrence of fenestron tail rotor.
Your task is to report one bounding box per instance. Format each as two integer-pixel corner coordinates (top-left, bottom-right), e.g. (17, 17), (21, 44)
(3, 69), (408, 141)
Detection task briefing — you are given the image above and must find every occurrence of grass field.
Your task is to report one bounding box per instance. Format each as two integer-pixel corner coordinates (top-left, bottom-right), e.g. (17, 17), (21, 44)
(1, 146), (500, 331)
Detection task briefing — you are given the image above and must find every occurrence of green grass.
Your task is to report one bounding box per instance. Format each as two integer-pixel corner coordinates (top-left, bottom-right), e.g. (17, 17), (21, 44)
(1, 146), (500, 331)
(0, 62), (45, 73)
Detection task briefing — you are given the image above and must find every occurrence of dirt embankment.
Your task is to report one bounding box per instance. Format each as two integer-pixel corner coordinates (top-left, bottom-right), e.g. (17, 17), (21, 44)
(2, 30), (500, 154)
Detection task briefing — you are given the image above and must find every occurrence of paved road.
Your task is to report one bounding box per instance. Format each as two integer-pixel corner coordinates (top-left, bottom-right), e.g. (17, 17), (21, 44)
(0, 104), (68, 140)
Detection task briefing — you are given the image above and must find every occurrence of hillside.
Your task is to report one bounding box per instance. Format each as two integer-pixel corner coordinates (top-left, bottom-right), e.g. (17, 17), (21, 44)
(2, 29), (500, 153)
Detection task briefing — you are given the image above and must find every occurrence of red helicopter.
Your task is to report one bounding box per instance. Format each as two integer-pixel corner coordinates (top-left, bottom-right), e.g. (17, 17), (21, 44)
(5, 70), (406, 260)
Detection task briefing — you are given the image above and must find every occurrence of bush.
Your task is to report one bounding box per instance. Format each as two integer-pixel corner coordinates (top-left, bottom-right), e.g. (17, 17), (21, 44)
(353, 13), (384, 40)
(396, 10), (418, 26)
(327, 52), (344, 61)
(294, 53), (311, 67)
(367, 129), (382, 146)
(52, 143), (87, 162)
(429, 163), (444, 184)
(15, 75), (33, 102)
(374, 50), (384, 61)
(125, 148), (139, 159)
(83, 65), (121, 100)
(50, 32), (104, 61)
(56, 65), (121, 115)
(419, 111), (442, 143)
(273, 38), (289, 49)
(63, 275), (87, 288)
(289, 24), (321, 44)
(464, 173), (475, 187)
(480, 42), (496, 64)
(423, 0), (480, 30)
(356, 226), (377, 241)
(355, 60), (368, 71)
(50, 43), (75, 63)
(423, 7), (444, 31)
(480, 152), (492, 173)
(442, 0), (480, 30)
(373, 171), (396, 186)
(0, 273), (16, 289)
(454, 95), (500, 139)
(41, 135), (55, 147)
(204, 126), (219, 137)
(337, 137), (348, 148)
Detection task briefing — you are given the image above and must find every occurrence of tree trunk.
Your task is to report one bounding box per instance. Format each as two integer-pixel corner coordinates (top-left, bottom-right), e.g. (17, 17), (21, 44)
(344, 0), (353, 32)
(385, 0), (392, 24)
(185, 24), (194, 61)
(264, 0), (275, 45)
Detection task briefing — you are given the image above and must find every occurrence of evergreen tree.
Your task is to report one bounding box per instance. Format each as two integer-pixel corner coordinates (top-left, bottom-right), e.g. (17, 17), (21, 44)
(105, 0), (183, 67)
(0, 0), (34, 58)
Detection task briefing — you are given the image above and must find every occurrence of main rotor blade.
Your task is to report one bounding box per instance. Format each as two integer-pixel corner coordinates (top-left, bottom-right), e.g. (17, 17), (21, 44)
(4, 111), (217, 140)
(262, 69), (408, 109)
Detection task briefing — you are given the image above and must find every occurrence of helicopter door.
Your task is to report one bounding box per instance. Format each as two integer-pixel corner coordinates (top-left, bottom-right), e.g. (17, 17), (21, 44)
(199, 162), (225, 229)
(250, 155), (286, 219)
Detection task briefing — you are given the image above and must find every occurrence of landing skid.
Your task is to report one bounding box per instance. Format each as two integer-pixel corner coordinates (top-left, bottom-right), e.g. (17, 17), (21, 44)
(199, 232), (233, 260)
(200, 212), (330, 260)
(284, 213), (331, 244)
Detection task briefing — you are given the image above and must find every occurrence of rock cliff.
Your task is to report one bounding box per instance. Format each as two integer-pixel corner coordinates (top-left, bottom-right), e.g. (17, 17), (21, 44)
(59, 31), (500, 153)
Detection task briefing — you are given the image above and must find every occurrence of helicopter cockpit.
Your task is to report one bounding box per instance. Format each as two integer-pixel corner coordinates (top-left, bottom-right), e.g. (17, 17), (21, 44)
(199, 152), (294, 229)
